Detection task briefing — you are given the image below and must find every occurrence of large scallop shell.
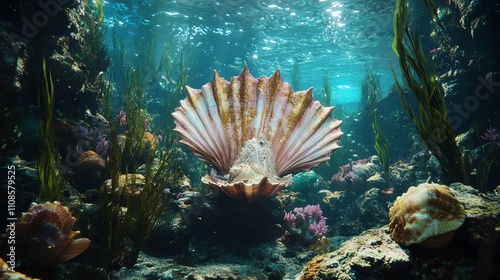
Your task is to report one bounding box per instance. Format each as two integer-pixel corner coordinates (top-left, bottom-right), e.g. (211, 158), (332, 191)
(388, 183), (466, 249)
(172, 67), (342, 203)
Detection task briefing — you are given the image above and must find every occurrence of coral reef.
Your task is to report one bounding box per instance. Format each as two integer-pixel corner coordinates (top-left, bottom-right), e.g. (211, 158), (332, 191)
(173, 67), (342, 203)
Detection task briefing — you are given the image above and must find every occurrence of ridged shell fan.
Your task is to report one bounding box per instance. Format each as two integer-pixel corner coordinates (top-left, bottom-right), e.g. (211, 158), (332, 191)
(172, 67), (343, 203)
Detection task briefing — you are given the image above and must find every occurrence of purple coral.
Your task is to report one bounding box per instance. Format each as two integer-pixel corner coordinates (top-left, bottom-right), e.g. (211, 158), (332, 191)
(283, 204), (328, 244)
(72, 125), (109, 158)
(481, 126), (500, 143)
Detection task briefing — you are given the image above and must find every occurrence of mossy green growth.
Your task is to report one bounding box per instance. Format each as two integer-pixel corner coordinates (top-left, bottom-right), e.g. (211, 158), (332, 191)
(391, 0), (467, 184)
(37, 56), (63, 202)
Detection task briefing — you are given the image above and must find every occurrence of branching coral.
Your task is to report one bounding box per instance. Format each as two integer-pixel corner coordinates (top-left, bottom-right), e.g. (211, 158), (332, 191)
(283, 204), (328, 244)
(391, 0), (467, 184)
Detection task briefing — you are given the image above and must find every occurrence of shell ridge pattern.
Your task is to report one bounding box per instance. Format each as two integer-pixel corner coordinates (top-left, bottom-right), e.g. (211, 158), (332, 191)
(181, 87), (220, 171)
(196, 84), (227, 171)
(199, 82), (228, 172)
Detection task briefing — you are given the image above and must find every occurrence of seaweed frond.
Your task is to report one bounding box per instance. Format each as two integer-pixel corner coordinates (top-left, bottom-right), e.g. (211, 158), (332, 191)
(475, 144), (500, 192)
(37, 56), (63, 201)
(422, 0), (445, 29)
(391, 0), (467, 184)
(368, 76), (391, 182)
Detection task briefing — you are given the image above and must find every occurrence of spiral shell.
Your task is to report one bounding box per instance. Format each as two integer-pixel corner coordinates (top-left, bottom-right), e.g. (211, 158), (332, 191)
(172, 67), (342, 203)
(388, 183), (465, 249)
(15, 201), (91, 264)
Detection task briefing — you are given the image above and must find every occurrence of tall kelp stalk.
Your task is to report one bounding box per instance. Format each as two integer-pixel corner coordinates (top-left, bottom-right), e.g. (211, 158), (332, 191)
(391, 0), (468, 184)
(369, 90), (391, 184)
(163, 50), (188, 136)
(318, 71), (332, 106)
(475, 143), (500, 192)
(81, 0), (110, 79)
(361, 66), (381, 105)
(99, 51), (183, 273)
(37, 56), (63, 201)
(99, 77), (130, 273)
(422, 0), (444, 29)
(120, 67), (149, 173)
(126, 139), (181, 266)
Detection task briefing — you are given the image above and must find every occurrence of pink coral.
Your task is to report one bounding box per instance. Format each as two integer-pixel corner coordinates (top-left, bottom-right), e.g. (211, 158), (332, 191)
(283, 204), (328, 244)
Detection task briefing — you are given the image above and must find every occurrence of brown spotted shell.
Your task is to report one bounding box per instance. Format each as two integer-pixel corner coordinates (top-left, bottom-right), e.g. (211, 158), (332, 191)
(172, 67), (342, 203)
(388, 183), (465, 249)
(15, 201), (91, 264)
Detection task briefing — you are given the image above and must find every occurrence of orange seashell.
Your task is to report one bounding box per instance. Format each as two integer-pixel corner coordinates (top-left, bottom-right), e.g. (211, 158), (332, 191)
(173, 67), (342, 203)
(15, 201), (91, 264)
(388, 183), (466, 249)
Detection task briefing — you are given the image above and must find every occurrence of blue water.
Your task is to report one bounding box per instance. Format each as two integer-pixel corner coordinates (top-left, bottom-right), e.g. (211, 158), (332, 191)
(104, 0), (400, 107)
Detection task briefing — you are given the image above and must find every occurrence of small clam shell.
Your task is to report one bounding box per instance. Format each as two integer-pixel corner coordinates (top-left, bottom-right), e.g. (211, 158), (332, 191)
(173, 67), (342, 202)
(388, 183), (465, 249)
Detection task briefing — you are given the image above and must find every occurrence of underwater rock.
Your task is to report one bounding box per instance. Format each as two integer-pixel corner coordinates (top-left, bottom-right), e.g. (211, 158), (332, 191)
(15, 201), (91, 265)
(298, 227), (411, 280)
(389, 183), (466, 249)
(299, 183), (499, 279)
(142, 214), (193, 257)
(330, 157), (381, 193)
(17, 118), (41, 147)
(355, 188), (389, 229)
(290, 171), (318, 193)
(173, 67), (342, 203)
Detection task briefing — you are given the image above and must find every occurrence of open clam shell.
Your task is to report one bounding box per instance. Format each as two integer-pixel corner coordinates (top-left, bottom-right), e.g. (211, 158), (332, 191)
(173, 67), (342, 202)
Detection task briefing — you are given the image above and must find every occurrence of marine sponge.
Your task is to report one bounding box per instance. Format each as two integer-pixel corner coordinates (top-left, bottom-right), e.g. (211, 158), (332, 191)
(388, 183), (465, 249)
